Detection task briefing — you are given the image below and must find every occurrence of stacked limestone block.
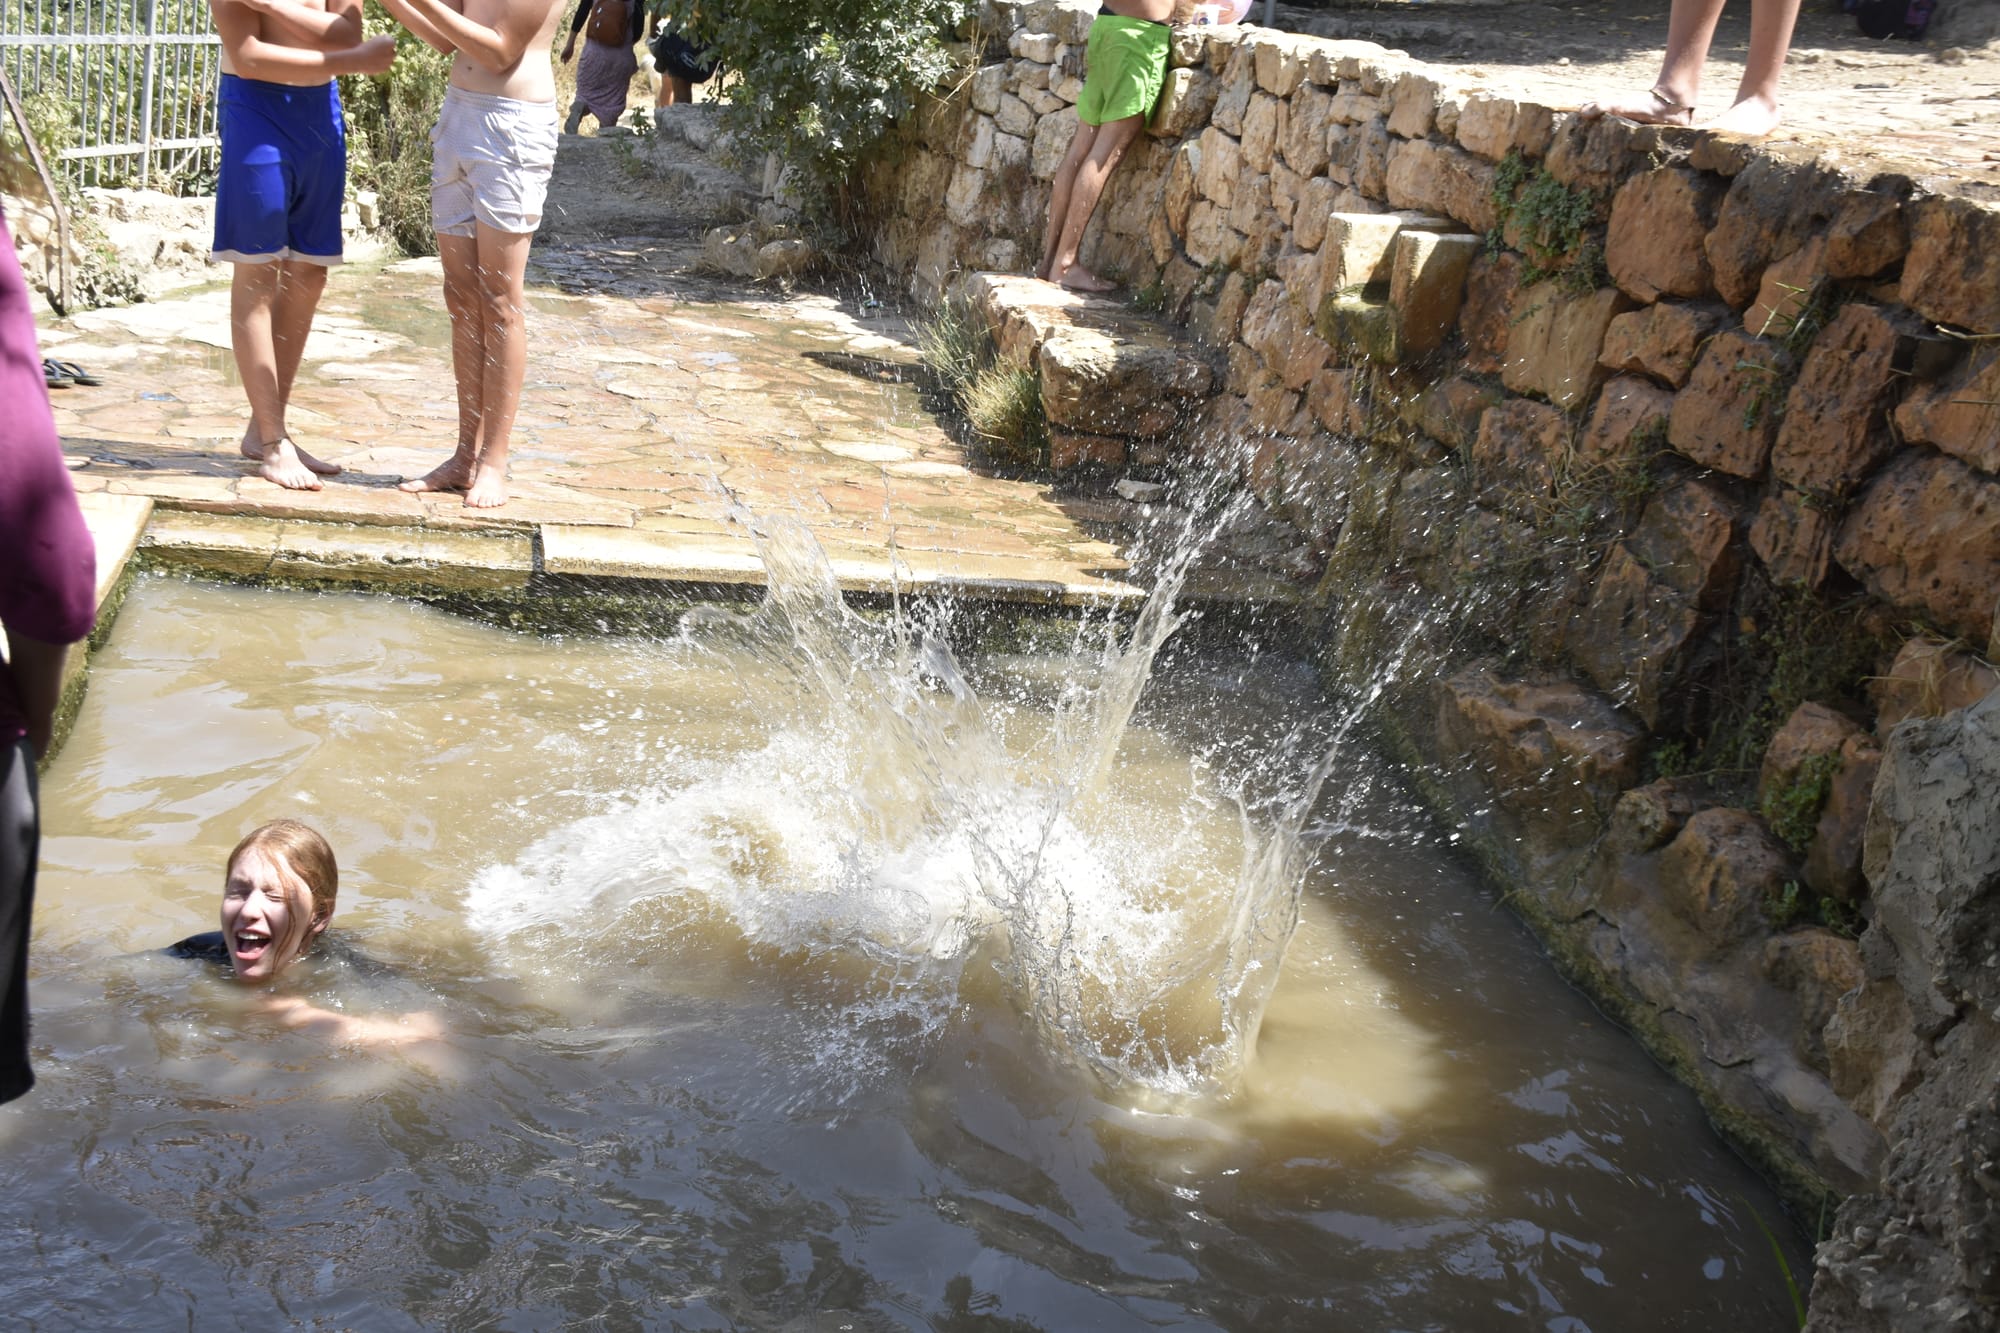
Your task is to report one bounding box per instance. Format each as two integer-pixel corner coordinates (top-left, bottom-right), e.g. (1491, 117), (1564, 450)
(957, 272), (1217, 469)
(857, 0), (2000, 1274)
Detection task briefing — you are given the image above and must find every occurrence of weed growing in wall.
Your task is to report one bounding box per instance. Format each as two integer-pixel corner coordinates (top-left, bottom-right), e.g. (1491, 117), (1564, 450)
(914, 303), (1049, 468)
(1487, 150), (1608, 294)
(962, 362), (1049, 467)
(1701, 576), (1889, 779)
(1761, 750), (1841, 853)
(1767, 879), (1865, 938)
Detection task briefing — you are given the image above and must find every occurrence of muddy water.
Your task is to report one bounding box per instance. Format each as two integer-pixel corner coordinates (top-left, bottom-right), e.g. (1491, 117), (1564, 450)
(7, 576), (1804, 1329)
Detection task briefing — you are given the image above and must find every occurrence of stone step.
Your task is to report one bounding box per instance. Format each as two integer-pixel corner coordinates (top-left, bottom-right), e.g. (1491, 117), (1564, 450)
(954, 271), (1219, 472)
(1311, 213), (1483, 366)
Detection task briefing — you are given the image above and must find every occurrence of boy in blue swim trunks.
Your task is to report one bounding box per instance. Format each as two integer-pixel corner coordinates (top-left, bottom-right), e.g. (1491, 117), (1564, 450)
(208, 0), (395, 490)
(1036, 0), (1178, 293)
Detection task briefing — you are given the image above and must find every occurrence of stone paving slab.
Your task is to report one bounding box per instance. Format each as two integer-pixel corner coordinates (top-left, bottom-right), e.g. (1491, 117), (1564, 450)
(141, 511), (536, 593)
(40, 247), (1165, 607)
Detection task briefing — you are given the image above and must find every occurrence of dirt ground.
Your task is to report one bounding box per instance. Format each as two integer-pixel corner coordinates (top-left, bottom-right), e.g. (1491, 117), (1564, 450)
(1282, 0), (2000, 191)
(546, 2), (2000, 215)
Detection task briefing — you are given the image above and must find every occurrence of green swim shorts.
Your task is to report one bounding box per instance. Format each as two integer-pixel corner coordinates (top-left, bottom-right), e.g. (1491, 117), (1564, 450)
(1075, 14), (1171, 126)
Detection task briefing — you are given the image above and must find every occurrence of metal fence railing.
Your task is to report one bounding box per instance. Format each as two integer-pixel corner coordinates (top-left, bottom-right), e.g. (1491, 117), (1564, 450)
(0, 0), (221, 190)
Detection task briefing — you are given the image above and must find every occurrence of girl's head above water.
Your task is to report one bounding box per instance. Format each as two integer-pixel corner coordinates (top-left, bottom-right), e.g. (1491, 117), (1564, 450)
(221, 820), (338, 983)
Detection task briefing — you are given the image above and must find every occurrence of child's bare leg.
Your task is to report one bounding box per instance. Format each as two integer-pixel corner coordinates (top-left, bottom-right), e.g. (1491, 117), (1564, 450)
(229, 260), (321, 491)
(460, 222), (535, 508)
(1050, 115), (1143, 292)
(656, 73), (691, 107)
(1038, 122), (1099, 281)
(399, 232), (486, 494)
(1701, 0), (1802, 135)
(1578, 0), (1726, 125)
(237, 259), (342, 476)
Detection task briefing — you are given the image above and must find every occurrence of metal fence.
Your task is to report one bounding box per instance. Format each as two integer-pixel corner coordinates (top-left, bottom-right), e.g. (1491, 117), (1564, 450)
(0, 0), (221, 189)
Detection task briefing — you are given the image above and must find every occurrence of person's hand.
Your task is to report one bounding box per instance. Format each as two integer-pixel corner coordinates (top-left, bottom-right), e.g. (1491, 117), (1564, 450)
(352, 32), (397, 75)
(560, 34), (577, 62)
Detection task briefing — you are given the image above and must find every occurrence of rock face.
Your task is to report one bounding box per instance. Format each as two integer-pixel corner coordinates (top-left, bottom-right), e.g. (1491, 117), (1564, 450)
(1808, 690), (2000, 1332)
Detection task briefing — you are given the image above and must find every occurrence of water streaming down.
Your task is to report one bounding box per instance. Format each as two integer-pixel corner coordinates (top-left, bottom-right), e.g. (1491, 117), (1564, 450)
(9, 532), (1810, 1327)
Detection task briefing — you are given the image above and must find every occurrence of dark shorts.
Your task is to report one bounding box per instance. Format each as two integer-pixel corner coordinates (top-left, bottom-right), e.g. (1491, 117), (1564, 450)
(650, 28), (717, 83)
(212, 73), (347, 265)
(1, 737), (39, 1105)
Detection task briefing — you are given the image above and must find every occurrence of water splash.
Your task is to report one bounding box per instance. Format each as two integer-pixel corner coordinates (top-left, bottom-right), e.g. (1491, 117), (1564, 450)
(468, 503), (1425, 1100)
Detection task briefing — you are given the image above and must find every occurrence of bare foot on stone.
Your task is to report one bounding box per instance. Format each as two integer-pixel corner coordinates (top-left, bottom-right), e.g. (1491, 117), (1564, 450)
(254, 437), (323, 491)
(1056, 264), (1118, 294)
(1577, 86), (1695, 127)
(463, 466), (508, 509)
(397, 457), (474, 494)
(1699, 94), (1783, 138)
(240, 425), (341, 476)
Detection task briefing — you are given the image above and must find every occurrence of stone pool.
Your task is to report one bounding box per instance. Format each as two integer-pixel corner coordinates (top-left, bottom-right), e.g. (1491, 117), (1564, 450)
(7, 550), (1805, 1328)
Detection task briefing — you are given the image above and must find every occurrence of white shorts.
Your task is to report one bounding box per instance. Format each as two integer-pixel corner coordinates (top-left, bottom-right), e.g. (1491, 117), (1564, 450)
(430, 85), (559, 237)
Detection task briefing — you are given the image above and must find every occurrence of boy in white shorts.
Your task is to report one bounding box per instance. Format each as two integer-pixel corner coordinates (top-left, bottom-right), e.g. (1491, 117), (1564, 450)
(377, 0), (567, 508)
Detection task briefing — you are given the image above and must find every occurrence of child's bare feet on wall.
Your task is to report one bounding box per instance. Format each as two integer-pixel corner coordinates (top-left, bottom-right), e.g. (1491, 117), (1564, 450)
(253, 437), (324, 491)
(1577, 86), (1695, 127)
(1699, 94), (1783, 137)
(241, 424), (342, 475)
(1056, 264), (1118, 294)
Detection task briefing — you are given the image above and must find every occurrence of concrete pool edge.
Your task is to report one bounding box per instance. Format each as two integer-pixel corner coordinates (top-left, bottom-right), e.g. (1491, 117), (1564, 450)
(36, 499), (1306, 767)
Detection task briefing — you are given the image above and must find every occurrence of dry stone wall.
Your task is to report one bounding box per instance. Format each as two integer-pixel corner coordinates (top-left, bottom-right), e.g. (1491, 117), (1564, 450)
(859, 0), (2000, 1309)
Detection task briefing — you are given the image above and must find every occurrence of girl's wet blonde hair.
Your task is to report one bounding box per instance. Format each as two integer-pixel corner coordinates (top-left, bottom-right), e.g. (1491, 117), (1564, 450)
(227, 820), (339, 941)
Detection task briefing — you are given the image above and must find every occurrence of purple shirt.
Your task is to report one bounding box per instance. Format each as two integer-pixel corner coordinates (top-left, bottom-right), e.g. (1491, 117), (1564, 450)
(0, 212), (96, 743)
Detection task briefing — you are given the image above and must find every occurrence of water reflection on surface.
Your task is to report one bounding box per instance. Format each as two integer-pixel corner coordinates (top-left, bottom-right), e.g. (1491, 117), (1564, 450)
(7, 576), (1803, 1329)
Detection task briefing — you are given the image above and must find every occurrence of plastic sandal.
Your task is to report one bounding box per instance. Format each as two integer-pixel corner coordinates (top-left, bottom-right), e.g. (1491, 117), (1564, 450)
(42, 358), (74, 389)
(45, 358), (102, 385)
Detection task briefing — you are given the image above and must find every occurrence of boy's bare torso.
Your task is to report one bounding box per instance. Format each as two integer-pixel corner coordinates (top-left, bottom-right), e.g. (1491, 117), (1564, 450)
(216, 0), (350, 81)
(449, 0), (568, 101)
(1104, 0), (1177, 21)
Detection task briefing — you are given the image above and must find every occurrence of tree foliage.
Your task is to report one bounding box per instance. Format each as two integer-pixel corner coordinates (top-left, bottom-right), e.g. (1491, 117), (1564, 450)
(665, 0), (974, 222)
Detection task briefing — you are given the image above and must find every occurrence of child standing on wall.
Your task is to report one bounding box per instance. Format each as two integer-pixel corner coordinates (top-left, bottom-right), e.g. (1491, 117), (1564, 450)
(1036, 0), (1179, 293)
(207, 0), (397, 490)
(377, 0), (568, 509)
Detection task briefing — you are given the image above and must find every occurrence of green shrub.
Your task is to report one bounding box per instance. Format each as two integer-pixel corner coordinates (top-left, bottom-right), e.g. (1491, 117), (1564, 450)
(662, 0), (975, 226)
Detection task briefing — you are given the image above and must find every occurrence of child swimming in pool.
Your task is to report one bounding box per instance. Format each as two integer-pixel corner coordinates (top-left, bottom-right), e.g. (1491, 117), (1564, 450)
(170, 819), (442, 1045)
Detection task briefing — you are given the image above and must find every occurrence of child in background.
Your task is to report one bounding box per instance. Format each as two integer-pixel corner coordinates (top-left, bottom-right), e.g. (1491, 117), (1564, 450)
(1036, 0), (1181, 293)
(560, 0), (640, 134)
(207, 0), (396, 490)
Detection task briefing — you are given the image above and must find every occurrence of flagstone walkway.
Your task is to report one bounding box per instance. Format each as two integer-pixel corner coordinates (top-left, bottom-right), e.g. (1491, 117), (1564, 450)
(37, 219), (1154, 607)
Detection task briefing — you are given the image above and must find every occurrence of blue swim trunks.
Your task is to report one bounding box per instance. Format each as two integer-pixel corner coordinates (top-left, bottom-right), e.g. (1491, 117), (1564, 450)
(211, 73), (346, 265)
